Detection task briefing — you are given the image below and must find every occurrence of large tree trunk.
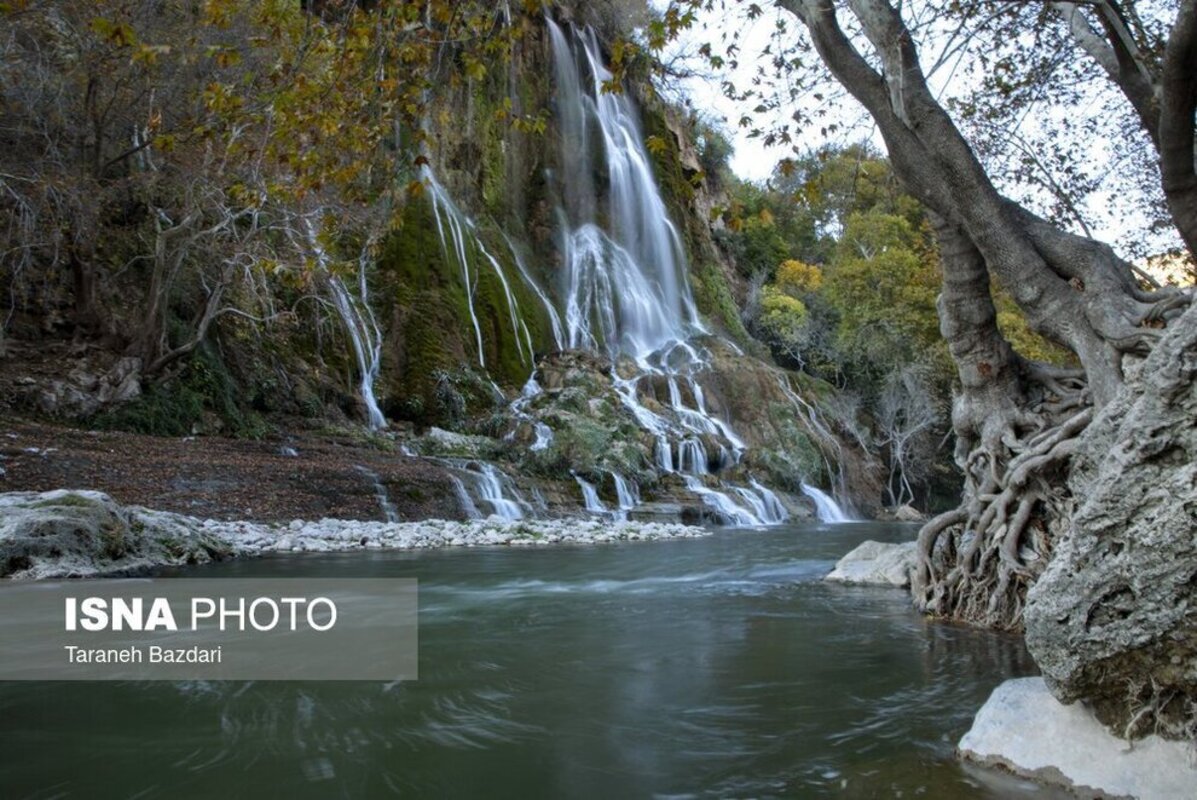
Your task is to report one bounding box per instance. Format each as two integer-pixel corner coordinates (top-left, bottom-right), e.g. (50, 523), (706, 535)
(913, 217), (1088, 626)
(782, 0), (1193, 628)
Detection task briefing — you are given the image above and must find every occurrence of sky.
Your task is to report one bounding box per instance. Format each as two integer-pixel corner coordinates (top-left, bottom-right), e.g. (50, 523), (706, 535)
(644, 0), (1186, 265)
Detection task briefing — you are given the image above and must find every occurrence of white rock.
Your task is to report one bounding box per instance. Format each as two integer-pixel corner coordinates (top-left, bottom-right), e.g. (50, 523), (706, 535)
(824, 540), (917, 587)
(960, 678), (1197, 800)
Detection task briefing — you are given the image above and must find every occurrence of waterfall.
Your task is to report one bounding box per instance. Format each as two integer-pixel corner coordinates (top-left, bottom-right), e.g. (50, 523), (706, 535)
(475, 463), (526, 521)
(434, 458), (529, 521)
(328, 277), (386, 430)
(450, 475), (483, 520)
(612, 473), (640, 521)
(355, 465), (399, 522)
(505, 235), (565, 352)
(802, 483), (853, 524)
(531, 422), (553, 452)
(548, 20), (703, 358)
(575, 475), (608, 515)
(751, 480), (790, 523)
(305, 219), (386, 430)
(512, 375), (554, 451)
(425, 169), (532, 369)
(612, 473), (639, 511)
(682, 476), (761, 527)
(677, 438), (708, 476)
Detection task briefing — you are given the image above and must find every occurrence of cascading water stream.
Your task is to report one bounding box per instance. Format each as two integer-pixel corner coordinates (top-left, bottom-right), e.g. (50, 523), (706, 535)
(450, 475), (483, 520)
(801, 483), (854, 524)
(354, 465), (399, 523)
(425, 169), (538, 369)
(548, 20), (703, 358)
(612, 473), (640, 521)
(575, 475), (608, 515)
(303, 219), (386, 430)
(426, 456), (530, 522)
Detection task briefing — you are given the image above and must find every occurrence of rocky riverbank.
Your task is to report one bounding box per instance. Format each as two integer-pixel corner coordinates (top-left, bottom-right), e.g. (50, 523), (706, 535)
(0, 489), (710, 580)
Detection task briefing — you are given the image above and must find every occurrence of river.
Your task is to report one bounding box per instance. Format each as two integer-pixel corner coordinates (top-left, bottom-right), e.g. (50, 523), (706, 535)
(0, 521), (1068, 798)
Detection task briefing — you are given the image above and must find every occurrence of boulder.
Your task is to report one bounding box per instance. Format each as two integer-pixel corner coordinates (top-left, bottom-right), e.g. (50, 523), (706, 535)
(414, 427), (500, 459)
(959, 678), (1197, 799)
(1025, 303), (1197, 739)
(0, 490), (235, 579)
(824, 540), (917, 587)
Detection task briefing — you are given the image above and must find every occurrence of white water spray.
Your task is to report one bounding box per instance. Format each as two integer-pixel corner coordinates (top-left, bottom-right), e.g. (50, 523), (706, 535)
(575, 475), (608, 515)
(801, 483), (853, 524)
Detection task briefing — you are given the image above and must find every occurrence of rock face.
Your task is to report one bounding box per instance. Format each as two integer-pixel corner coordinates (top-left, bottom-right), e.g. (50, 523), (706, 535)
(1025, 304), (1197, 739)
(824, 540), (917, 587)
(959, 678), (1197, 799)
(509, 344), (877, 518)
(0, 490), (234, 579)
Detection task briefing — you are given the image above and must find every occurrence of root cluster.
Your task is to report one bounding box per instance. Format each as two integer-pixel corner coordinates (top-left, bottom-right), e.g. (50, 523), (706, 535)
(912, 368), (1092, 629)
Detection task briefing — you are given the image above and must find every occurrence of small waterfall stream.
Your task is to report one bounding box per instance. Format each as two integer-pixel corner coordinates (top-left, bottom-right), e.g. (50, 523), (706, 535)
(801, 484), (854, 524)
(426, 169), (547, 369)
(612, 473), (640, 521)
(304, 219), (387, 430)
(574, 475), (608, 515)
(354, 465), (399, 523)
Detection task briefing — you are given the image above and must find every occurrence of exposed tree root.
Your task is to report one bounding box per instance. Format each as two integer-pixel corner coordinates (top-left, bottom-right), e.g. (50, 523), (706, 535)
(912, 372), (1092, 630)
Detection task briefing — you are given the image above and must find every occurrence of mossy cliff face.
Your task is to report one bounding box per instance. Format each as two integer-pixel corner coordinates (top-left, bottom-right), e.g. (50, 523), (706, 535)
(369, 13), (764, 429)
(318, 12), (883, 510)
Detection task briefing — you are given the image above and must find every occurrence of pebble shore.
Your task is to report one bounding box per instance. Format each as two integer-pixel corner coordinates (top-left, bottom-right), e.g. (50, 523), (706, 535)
(1, 490), (710, 579)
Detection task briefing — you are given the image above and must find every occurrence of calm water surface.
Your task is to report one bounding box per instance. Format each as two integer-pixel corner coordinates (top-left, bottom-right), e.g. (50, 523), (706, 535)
(0, 521), (1066, 799)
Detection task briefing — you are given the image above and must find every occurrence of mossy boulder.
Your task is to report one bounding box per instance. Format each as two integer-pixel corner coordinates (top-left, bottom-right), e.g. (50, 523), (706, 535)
(0, 490), (236, 579)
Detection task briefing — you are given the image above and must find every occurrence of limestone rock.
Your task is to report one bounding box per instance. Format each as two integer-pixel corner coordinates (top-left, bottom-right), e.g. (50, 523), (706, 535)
(0, 490), (234, 579)
(959, 678), (1197, 799)
(414, 427), (500, 459)
(824, 540), (917, 587)
(1025, 303), (1197, 739)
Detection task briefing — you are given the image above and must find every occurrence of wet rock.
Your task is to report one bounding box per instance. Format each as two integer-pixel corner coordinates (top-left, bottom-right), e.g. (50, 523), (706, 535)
(824, 540), (917, 587)
(1025, 304), (1197, 739)
(959, 677), (1197, 799)
(414, 427), (500, 459)
(21, 356), (142, 418)
(628, 502), (684, 523)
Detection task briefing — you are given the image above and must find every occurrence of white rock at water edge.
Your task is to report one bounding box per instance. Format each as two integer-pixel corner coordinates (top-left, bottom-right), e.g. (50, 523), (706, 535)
(823, 540), (917, 587)
(959, 677), (1197, 800)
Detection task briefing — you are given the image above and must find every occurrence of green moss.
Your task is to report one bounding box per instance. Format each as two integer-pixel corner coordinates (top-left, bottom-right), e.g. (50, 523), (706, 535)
(378, 191), (558, 427)
(99, 519), (128, 560)
(89, 345), (272, 438)
(30, 494), (103, 510)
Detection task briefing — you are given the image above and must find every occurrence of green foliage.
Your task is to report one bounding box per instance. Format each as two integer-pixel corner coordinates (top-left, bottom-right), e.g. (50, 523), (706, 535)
(91, 346), (271, 438)
(824, 210), (944, 371)
(757, 285), (810, 358)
